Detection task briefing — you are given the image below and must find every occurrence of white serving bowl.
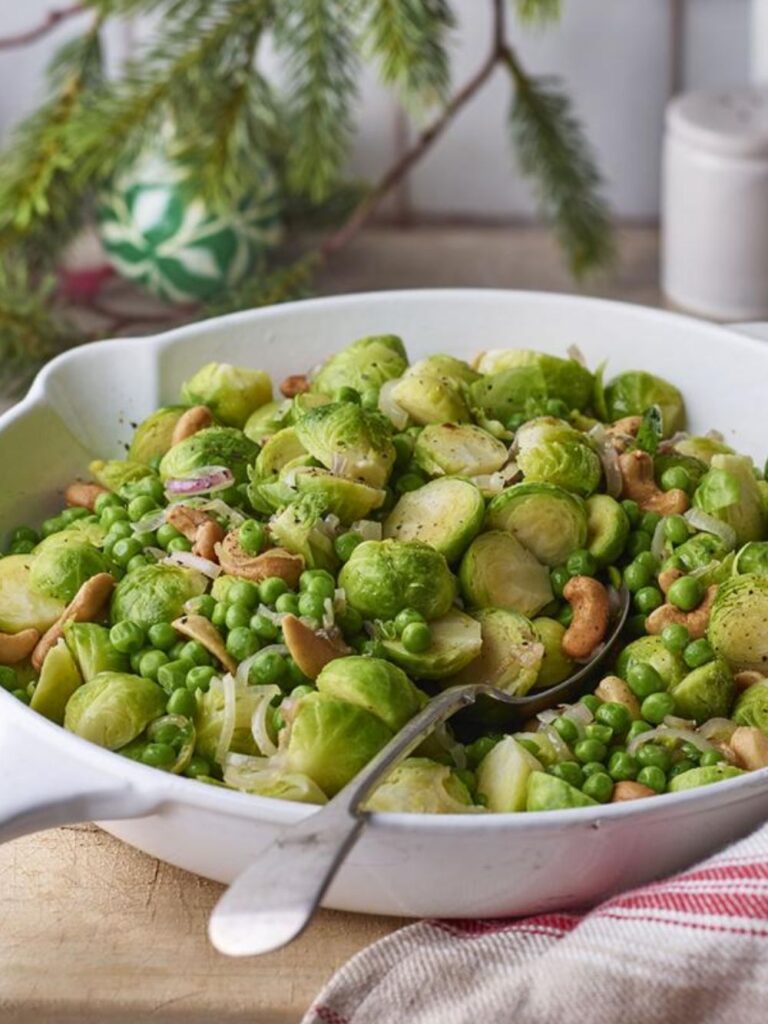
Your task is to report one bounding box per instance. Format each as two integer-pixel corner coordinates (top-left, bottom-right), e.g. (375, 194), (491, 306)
(1, 289), (767, 920)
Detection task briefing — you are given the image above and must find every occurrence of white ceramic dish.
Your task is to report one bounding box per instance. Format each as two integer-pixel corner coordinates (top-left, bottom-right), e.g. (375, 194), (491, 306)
(2, 289), (768, 920)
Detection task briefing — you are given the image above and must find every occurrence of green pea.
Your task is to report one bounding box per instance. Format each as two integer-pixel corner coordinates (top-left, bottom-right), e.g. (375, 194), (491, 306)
(627, 613), (648, 638)
(61, 506), (90, 524)
(580, 760), (605, 778)
(248, 651), (288, 686)
(298, 592), (326, 622)
(153, 722), (182, 747)
(551, 761), (584, 788)
(158, 660), (192, 694)
(635, 586), (663, 614)
(585, 722), (613, 745)
(596, 701), (632, 737)
(661, 466), (691, 493)
(141, 742), (176, 768)
(608, 750), (638, 781)
(185, 755), (211, 779)
(186, 594), (216, 619)
(168, 641), (187, 661)
(664, 514), (690, 545)
(680, 741), (703, 762)
(553, 716), (580, 746)
(637, 765), (666, 793)
(635, 551), (658, 573)
(156, 523), (183, 549)
(131, 529), (156, 549)
(636, 743), (672, 772)
(11, 525), (39, 544)
(211, 603), (228, 629)
(148, 622), (178, 651)
(556, 605), (574, 627)
(9, 539), (36, 554)
(626, 719), (653, 743)
(360, 387), (378, 410)
(226, 602), (253, 631)
(396, 472), (426, 494)
(300, 569), (335, 593)
(620, 499), (641, 527)
(228, 580), (260, 609)
(627, 663), (665, 699)
(360, 639), (385, 658)
(166, 536), (192, 553)
(238, 520), (265, 556)
(669, 758), (697, 778)
(93, 492), (122, 514)
(550, 565), (571, 598)
(335, 385), (361, 404)
(335, 531), (364, 563)
(582, 771), (613, 803)
(0, 666), (18, 691)
(623, 561), (652, 593)
(700, 749), (725, 767)
(579, 694), (602, 714)
(275, 593), (300, 616)
(179, 641), (212, 667)
(286, 659), (312, 688)
(402, 621), (431, 653)
(12, 688), (31, 705)
(683, 638), (715, 669)
(661, 622), (690, 654)
(250, 612), (279, 641)
(109, 621), (146, 654)
(574, 738), (607, 764)
(640, 691), (675, 724)
(139, 649), (169, 681)
(259, 576), (289, 605)
(186, 666), (216, 692)
(107, 521), (134, 543)
(566, 549), (598, 578)
(626, 530), (652, 559)
(668, 575), (703, 612)
(226, 626), (260, 661)
(290, 684), (315, 701)
(465, 736), (500, 769)
(100, 506), (129, 529)
(127, 495), (159, 522)
(639, 511), (661, 536)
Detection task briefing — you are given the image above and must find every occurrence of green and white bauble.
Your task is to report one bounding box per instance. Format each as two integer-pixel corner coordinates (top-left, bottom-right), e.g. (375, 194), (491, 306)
(97, 148), (282, 302)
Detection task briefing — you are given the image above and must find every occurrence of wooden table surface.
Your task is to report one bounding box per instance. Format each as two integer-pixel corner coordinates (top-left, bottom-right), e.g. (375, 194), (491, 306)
(0, 224), (662, 1024)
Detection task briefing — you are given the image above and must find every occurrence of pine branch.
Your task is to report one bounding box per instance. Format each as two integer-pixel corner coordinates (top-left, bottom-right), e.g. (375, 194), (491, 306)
(0, 4), (85, 50)
(364, 0), (454, 108)
(514, 0), (561, 23)
(274, 0), (359, 203)
(505, 53), (614, 277)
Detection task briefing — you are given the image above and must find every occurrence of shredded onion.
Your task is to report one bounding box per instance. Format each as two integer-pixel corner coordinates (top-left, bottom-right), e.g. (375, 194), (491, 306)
(351, 519), (382, 542)
(235, 645), (289, 686)
(627, 725), (714, 757)
(659, 430), (690, 454)
(706, 428), (726, 443)
(144, 546), (166, 561)
(330, 453), (353, 477)
(256, 603), (285, 625)
(214, 673), (237, 767)
(333, 587), (347, 614)
(165, 466), (234, 496)
(162, 550), (222, 578)
(132, 508), (168, 533)
(562, 701), (594, 731)
(699, 717), (737, 743)
(567, 344), (587, 367)
(589, 424), (623, 498)
(651, 516), (669, 563)
(378, 379), (409, 430)
(472, 474), (501, 495)
(323, 513), (341, 533)
(249, 684), (281, 756)
(542, 724), (572, 761)
(684, 509), (737, 550)
(322, 597), (335, 631)
(663, 714), (697, 730)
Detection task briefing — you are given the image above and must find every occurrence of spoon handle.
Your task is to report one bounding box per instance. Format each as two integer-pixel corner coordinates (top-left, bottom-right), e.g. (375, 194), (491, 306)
(208, 684), (481, 956)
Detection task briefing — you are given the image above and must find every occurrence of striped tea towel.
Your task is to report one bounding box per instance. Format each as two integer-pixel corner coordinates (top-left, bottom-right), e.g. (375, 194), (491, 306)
(303, 823), (768, 1024)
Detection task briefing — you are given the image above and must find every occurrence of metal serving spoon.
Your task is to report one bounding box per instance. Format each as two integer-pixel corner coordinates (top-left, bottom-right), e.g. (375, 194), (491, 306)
(209, 588), (630, 957)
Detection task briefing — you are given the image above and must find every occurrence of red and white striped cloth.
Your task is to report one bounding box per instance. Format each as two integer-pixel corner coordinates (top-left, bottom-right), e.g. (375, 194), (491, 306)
(303, 823), (768, 1024)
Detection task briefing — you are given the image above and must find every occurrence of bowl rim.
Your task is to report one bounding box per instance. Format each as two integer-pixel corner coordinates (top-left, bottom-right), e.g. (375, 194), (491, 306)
(3, 287), (766, 832)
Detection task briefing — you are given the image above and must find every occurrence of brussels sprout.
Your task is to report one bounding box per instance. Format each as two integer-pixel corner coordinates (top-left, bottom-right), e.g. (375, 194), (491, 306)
(294, 467), (386, 523)
(89, 459), (154, 492)
(670, 659), (734, 723)
(292, 392), (333, 419)
(111, 564), (207, 628)
(452, 609), (544, 694)
(247, 474), (301, 516)
(486, 483), (587, 567)
(605, 370), (686, 435)
(128, 405), (186, 464)
(316, 656), (423, 730)
(413, 423), (508, 478)
(667, 764), (744, 792)
(468, 365), (548, 423)
(526, 770), (598, 811)
(64, 622), (128, 680)
(255, 427), (307, 478)
(477, 736), (543, 812)
(37, 520), (107, 549)
(159, 426), (258, 485)
(29, 534), (108, 603)
(654, 453), (706, 490)
(64, 671), (166, 750)
(693, 454), (767, 545)
(733, 680), (768, 734)
(515, 418), (602, 498)
(459, 531), (553, 618)
(243, 400), (291, 444)
(0, 554), (65, 634)
(222, 760), (328, 804)
(381, 609), (482, 679)
(284, 692), (393, 795)
(30, 639), (83, 723)
(195, 680), (269, 762)
(674, 435), (734, 466)
(390, 363), (471, 425)
(294, 402), (395, 489)
(268, 495), (338, 572)
(312, 334), (408, 398)
(735, 542), (768, 576)
(181, 361), (272, 428)
(338, 539), (456, 620)
(365, 757), (477, 814)
(585, 494), (631, 566)
(532, 617), (574, 688)
(384, 478), (485, 562)
(473, 349), (594, 412)
(616, 635), (687, 689)
(708, 575), (768, 672)
(673, 532), (729, 572)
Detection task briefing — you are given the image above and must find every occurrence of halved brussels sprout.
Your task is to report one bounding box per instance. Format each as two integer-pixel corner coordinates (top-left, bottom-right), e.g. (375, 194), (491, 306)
(338, 539), (456, 620)
(693, 454), (767, 545)
(673, 532), (729, 572)
(708, 574), (768, 672)
(311, 334), (408, 398)
(222, 760), (328, 804)
(486, 483), (587, 567)
(413, 423), (508, 478)
(364, 757), (477, 814)
(654, 453), (706, 490)
(128, 406), (186, 464)
(316, 656), (423, 730)
(181, 361), (272, 428)
(417, 354), (479, 386)
(390, 362), (471, 425)
(468, 365), (547, 424)
(735, 542), (768, 576)
(477, 736), (542, 812)
(294, 467), (386, 523)
(159, 426), (258, 485)
(605, 370), (686, 435)
(268, 495), (338, 572)
(89, 459), (153, 492)
(733, 679), (768, 734)
(255, 427), (306, 478)
(111, 564), (207, 628)
(616, 635), (687, 689)
(473, 349), (594, 412)
(30, 639), (83, 723)
(64, 622), (128, 680)
(674, 435), (734, 465)
(452, 609), (543, 694)
(284, 692), (393, 796)
(381, 609), (482, 679)
(29, 533), (108, 603)
(295, 402), (395, 489)
(0, 554), (65, 634)
(243, 400), (290, 444)
(667, 764), (743, 792)
(526, 770), (598, 811)
(64, 671), (166, 750)
(670, 658), (734, 723)
(515, 418), (601, 498)
(384, 478), (485, 562)
(195, 679), (269, 763)
(459, 531), (553, 618)
(585, 494), (630, 566)
(292, 392), (333, 419)
(532, 617), (574, 688)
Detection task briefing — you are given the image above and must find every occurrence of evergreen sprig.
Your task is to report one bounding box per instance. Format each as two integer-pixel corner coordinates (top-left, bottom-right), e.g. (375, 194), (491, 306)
(365, 0), (454, 108)
(514, 0), (562, 24)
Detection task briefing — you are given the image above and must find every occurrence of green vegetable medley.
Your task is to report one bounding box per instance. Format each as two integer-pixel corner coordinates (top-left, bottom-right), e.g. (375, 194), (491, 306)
(3, 337), (768, 814)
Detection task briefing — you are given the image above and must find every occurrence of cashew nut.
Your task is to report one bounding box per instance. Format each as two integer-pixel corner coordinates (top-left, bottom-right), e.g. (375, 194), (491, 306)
(280, 374), (310, 398)
(171, 405), (214, 447)
(281, 615), (351, 680)
(618, 449), (689, 515)
(65, 481), (108, 511)
(166, 505), (225, 561)
(594, 675), (641, 719)
(734, 670), (765, 693)
(216, 532), (304, 587)
(32, 573), (115, 671)
(172, 614), (237, 674)
(658, 567), (683, 596)
(605, 416), (643, 453)
(193, 520), (225, 561)
(728, 726), (768, 770)
(561, 576), (610, 660)
(611, 781), (656, 802)
(645, 584), (718, 640)
(0, 628), (41, 666)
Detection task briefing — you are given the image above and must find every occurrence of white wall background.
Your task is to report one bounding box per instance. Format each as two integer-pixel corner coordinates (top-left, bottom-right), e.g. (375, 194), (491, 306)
(0, 0), (755, 220)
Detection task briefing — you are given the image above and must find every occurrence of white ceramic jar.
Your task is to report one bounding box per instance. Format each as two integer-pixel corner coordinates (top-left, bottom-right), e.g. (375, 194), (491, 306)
(662, 86), (768, 320)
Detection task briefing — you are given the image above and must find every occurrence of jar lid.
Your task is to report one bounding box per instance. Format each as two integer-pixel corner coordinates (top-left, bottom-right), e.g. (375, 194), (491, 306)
(666, 87), (768, 158)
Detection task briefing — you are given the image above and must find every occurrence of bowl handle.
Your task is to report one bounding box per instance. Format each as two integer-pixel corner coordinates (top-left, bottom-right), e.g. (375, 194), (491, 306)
(0, 719), (160, 845)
